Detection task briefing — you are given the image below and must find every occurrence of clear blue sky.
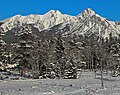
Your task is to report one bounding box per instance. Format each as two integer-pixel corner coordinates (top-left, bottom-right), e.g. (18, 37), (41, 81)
(0, 0), (120, 21)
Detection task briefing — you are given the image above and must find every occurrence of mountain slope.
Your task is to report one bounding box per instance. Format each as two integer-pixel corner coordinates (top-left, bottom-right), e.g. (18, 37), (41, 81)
(70, 8), (119, 38)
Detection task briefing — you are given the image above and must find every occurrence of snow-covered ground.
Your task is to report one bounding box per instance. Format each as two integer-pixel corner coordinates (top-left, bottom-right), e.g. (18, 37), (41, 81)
(0, 72), (120, 95)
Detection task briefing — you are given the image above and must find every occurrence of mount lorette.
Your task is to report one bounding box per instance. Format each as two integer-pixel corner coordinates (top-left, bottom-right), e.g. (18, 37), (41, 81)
(1, 8), (120, 42)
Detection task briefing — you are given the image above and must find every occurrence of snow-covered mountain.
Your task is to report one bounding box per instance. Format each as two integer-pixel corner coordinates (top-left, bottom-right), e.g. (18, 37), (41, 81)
(1, 10), (77, 32)
(70, 8), (120, 38)
(1, 8), (120, 40)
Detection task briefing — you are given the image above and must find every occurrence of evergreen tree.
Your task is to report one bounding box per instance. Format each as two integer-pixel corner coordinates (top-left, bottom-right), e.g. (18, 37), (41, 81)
(54, 32), (66, 78)
(15, 25), (37, 77)
(0, 22), (6, 71)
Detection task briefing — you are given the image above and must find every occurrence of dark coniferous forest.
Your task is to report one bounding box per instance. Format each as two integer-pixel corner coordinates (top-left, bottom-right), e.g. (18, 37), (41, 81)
(0, 22), (120, 80)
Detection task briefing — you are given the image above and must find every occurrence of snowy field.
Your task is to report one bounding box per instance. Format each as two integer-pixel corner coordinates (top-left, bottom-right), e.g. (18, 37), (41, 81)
(0, 72), (120, 95)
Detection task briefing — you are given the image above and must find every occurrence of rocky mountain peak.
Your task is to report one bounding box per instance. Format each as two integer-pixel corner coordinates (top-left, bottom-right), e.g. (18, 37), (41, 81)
(42, 10), (62, 20)
(77, 8), (95, 18)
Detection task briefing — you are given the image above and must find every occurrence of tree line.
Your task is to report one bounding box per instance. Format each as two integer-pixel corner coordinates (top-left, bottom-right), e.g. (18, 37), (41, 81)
(0, 24), (120, 79)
